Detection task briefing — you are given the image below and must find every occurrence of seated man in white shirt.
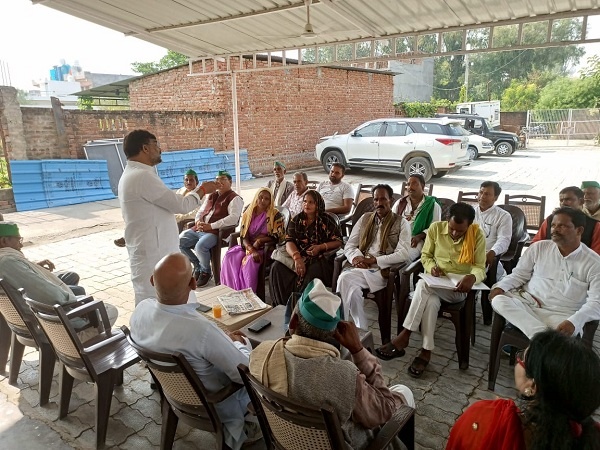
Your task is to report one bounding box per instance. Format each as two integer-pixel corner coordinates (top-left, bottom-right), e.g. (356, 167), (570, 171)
(281, 171), (309, 218)
(179, 170), (244, 287)
(337, 184), (411, 334)
(316, 163), (353, 216)
(474, 181), (512, 279)
(130, 253), (259, 450)
(490, 207), (600, 339)
(392, 174), (442, 261)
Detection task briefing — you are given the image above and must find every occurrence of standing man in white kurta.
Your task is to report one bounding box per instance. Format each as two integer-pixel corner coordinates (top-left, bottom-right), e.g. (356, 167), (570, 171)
(490, 207), (600, 339)
(337, 184), (411, 335)
(473, 181), (512, 278)
(118, 130), (216, 305)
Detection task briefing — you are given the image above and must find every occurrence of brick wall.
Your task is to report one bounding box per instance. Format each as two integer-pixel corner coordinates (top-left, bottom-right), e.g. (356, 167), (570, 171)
(21, 108), (65, 159)
(13, 109), (225, 160)
(501, 111), (527, 130)
(0, 187), (16, 214)
(130, 61), (394, 174)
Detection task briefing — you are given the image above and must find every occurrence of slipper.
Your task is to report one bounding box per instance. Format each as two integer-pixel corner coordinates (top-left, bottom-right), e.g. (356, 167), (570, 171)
(408, 356), (430, 378)
(375, 342), (406, 361)
(114, 237), (126, 247)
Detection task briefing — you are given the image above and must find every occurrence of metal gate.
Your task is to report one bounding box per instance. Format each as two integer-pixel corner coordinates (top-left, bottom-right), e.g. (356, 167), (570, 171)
(526, 109), (600, 140)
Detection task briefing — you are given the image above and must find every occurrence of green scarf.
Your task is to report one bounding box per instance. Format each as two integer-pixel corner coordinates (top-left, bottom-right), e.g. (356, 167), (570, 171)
(412, 196), (439, 236)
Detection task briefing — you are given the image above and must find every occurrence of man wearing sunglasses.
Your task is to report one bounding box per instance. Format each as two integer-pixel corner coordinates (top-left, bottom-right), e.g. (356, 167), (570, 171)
(490, 207), (600, 339)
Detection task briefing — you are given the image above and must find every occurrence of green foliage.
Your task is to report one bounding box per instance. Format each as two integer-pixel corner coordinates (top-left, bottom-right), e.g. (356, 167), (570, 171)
(0, 157), (10, 188)
(78, 96), (94, 110)
(397, 102), (437, 118)
(432, 19), (584, 102)
(458, 85), (468, 103)
(16, 89), (32, 105)
(501, 80), (540, 111)
(536, 76), (600, 109)
(131, 50), (189, 75)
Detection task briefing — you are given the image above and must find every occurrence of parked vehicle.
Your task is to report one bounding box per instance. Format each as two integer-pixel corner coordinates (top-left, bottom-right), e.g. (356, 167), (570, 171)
(315, 117), (470, 182)
(456, 101), (501, 128)
(436, 113), (519, 157)
(459, 129), (494, 160)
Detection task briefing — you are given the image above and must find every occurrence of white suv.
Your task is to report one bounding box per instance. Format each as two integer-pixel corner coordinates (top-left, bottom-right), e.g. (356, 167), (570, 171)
(315, 117), (470, 181)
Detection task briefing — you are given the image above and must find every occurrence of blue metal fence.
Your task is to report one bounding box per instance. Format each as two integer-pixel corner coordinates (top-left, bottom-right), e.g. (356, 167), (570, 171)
(11, 160), (115, 211)
(158, 149), (252, 188)
(10, 148), (253, 211)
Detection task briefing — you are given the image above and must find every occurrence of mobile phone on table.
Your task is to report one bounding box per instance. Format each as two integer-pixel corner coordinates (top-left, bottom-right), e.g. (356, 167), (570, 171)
(248, 318), (271, 333)
(196, 303), (212, 313)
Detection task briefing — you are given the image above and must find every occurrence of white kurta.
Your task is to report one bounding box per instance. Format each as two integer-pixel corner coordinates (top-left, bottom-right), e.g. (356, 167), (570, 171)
(492, 240), (600, 338)
(118, 161), (202, 305)
(474, 204), (512, 279)
(130, 299), (252, 450)
(391, 196), (442, 261)
(338, 214), (411, 329)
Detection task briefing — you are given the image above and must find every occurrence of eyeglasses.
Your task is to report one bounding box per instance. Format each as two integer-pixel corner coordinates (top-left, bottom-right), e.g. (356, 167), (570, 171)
(515, 349), (526, 369)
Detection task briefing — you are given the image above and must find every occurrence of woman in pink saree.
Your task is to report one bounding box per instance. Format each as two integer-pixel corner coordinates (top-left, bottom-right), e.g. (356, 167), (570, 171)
(221, 188), (285, 292)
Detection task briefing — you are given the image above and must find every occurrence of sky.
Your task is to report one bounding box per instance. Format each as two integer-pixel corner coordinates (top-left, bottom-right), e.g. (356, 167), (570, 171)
(2, 1), (600, 91)
(0, 1), (167, 90)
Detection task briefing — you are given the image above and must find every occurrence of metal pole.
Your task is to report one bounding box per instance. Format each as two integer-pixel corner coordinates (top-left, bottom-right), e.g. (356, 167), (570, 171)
(231, 71), (241, 193)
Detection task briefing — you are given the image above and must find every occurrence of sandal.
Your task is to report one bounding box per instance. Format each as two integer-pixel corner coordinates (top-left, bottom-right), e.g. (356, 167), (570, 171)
(408, 356), (430, 378)
(375, 342), (406, 361)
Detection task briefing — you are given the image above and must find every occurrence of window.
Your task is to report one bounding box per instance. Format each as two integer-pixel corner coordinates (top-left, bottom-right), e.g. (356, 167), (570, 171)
(355, 122), (383, 137)
(445, 123), (465, 136)
(409, 122), (444, 135)
(473, 119), (483, 130)
(384, 122), (408, 137)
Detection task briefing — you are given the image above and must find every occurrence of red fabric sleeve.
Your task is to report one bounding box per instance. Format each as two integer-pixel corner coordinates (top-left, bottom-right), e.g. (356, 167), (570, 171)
(446, 399), (526, 450)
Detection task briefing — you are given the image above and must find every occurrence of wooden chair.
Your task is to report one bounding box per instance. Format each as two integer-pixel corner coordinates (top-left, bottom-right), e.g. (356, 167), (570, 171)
(497, 205), (529, 274)
(0, 279), (57, 405)
(400, 182), (433, 197)
(25, 294), (139, 448)
(238, 364), (415, 450)
(487, 313), (599, 391)
(331, 255), (406, 344)
(504, 194), (546, 241)
(227, 206), (291, 300)
(211, 223), (239, 285)
(396, 262), (476, 370)
(436, 197), (456, 220)
(456, 191), (478, 206)
(339, 197), (376, 237)
(0, 314), (11, 376)
(122, 326), (243, 450)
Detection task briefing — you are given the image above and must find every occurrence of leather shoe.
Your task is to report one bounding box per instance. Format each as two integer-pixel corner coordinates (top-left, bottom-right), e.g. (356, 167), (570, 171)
(196, 272), (212, 288)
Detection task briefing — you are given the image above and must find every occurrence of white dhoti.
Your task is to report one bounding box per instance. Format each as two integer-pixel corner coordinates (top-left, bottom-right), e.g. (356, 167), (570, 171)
(402, 279), (466, 350)
(338, 267), (387, 330)
(389, 384), (415, 408)
(491, 292), (573, 339)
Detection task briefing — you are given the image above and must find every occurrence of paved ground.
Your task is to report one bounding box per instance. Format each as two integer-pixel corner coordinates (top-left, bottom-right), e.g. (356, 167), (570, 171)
(1, 140), (599, 450)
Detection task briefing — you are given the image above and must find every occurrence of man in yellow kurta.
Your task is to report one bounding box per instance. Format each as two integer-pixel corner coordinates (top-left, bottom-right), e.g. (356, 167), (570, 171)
(375, 202), (486, 378)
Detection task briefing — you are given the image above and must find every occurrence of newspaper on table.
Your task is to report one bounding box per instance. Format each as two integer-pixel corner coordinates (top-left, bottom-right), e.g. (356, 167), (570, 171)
(418, 273), (490, 290)
(218, 289), (269, 315)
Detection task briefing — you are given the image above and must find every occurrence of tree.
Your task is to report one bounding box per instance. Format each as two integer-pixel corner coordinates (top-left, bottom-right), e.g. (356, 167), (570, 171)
(501, 80), (539, 111)
(131, 50), (188, 75)
(467, 20), (584, 101)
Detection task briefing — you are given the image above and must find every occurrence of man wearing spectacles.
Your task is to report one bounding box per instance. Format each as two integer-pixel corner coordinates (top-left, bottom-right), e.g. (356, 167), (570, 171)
(118, 130), (217, 305)
(531, 186), (600, 254)
(0, 221), (118, 329)
(490, 207), (600, 339)
(474, 181), (512, 278)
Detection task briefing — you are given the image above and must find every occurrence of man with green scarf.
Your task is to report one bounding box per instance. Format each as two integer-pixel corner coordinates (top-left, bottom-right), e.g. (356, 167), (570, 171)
(338, 184), (411, 334)
(392, 174), (441, 261)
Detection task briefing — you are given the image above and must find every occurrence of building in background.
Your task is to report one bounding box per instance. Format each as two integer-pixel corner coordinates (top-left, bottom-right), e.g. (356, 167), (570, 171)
(389, 58), (434, 103)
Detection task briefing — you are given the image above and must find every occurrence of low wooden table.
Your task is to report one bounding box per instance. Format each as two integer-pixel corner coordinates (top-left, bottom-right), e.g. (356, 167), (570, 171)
(240, 306), (375, 360)
(195, 285), (271, 332)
